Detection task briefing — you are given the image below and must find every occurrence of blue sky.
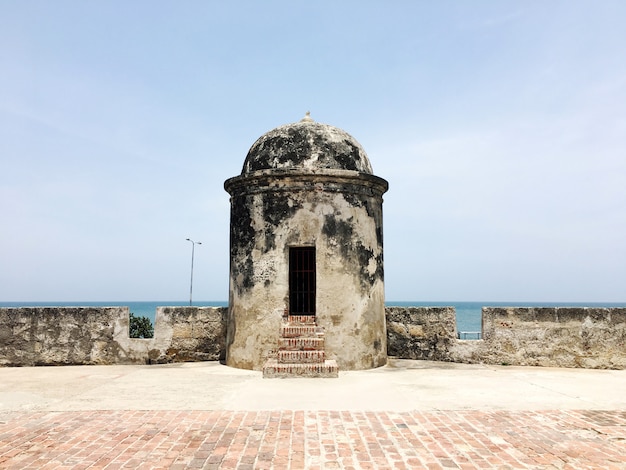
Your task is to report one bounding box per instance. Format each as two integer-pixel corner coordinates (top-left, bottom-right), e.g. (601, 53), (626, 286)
(1, 1), (625, 302)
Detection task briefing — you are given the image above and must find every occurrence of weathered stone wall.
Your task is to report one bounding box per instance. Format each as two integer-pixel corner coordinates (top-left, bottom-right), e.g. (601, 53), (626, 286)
(0, 306), (227, 366)
(386, 306), (626, 369)
(0, 307), (124, 366)
(452, 307), (626, 369)
(386, 307), (457, 361)
(223, 116), (390, 372)
(3, 306), (624, 369)
(152, 307), (227, 363)
(225, 171), (388, 371)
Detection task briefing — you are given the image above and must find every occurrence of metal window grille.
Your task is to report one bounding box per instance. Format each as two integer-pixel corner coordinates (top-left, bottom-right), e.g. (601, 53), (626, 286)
(289, 247), (316, 315)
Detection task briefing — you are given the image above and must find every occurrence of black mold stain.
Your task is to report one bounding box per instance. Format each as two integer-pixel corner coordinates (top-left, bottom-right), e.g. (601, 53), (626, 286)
(331, 138), (361, 171)
(244, 124), (366, 173)
(231, 192), (304, 294)
(262, 193), (301, 251)
(341, 192), (364, 210)
(322, 215), (354, 257)
(230, 196), (255, 294)
(322, 214), (383, 290)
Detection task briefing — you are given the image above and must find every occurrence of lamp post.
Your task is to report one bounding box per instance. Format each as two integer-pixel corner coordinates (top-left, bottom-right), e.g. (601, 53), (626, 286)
(186, 238), (201, 306)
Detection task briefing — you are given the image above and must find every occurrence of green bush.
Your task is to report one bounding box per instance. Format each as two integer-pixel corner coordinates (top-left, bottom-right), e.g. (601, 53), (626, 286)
(129, 312), (154, 338)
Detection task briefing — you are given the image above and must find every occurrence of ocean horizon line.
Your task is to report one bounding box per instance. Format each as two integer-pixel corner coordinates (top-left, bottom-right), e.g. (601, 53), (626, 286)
(1, 300), (625, 306)
(3, 300), (624, 338)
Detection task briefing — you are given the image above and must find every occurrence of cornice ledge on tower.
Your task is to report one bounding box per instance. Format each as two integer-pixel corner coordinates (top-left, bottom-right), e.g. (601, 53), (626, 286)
(224, 169), (388, 196)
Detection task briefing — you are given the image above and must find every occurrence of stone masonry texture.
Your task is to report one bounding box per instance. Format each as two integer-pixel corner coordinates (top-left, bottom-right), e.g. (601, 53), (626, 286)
(385, 306), (626, 369)
(0, 307), (124, 366)
(386, 307), (457, 362)
(1, 306), (625, 369)
(473, 306), (626, 369)
(0, 307), (227, 366)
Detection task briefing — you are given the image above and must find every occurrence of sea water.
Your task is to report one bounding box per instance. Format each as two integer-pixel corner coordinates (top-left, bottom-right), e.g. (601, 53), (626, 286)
(1, 301), (624, 340)
(387, 301), (626, 337)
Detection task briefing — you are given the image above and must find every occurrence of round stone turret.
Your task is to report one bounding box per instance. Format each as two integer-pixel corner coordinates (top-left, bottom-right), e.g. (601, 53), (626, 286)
(224, 114), (388, 371)
(242, 112), (373, 175)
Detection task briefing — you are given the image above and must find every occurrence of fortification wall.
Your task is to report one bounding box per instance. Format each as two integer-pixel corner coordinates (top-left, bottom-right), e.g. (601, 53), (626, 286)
(1, 306), (624, 369)
(454, 307), (626, 369)
(385, 306), (626, 369)
(386, 307), (456, 361)
(0, 306), (227, 366)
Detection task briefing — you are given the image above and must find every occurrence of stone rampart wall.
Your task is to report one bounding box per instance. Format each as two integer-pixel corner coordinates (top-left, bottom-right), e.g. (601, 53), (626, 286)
(1, 306), (624, 369)
(0, 306), (227, 366)
(464, 307), (626, 369)
(386, 307), (456, 361)
(385, 306), (626, 369)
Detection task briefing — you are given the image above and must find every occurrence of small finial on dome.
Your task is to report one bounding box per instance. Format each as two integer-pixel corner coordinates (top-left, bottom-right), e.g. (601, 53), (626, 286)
(300, 111), (314, 122)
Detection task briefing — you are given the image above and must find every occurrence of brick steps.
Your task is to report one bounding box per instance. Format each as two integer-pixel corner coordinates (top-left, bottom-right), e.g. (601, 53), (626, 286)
(262, 359), (338, 378)
(278, 350), (325, 363)
(278, 337), (325, 351)
(287, 315), (317, 324)
(263, 315), (338, 378)
(280, 325), (322, 338)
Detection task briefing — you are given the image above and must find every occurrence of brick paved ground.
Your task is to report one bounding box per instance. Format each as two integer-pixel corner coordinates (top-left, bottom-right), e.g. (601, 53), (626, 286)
(1, 410), (625, 469)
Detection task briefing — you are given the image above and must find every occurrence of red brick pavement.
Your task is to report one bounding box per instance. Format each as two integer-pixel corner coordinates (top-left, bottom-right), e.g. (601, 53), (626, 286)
(1, 410), (625, 469)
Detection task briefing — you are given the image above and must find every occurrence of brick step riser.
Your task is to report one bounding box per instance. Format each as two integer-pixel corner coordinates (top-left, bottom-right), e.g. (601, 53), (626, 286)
(262, 359), (338, 379)
(280, 326), (321, 338)
(278, 337), (325, 351)
(278, 350), (325, 364)
(285, 315), (317, 324)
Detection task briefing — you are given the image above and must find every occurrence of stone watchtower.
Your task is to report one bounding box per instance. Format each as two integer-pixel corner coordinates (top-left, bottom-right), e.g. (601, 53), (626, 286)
(224, 113), (388, 372)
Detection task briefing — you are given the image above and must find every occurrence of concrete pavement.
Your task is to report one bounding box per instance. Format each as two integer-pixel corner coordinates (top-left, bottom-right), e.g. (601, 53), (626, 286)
(1, 359), (625, 412)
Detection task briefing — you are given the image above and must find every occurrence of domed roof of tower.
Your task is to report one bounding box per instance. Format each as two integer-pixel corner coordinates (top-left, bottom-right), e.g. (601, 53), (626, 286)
(242, 113), (373, 175)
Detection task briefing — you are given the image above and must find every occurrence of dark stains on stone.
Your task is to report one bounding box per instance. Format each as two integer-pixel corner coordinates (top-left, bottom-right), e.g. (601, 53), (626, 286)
(230, 191), (304, 295)
(341, 192), (364, 210)
(243, 122), (371, 174)
(230, 195), (256, 294)
(376, 225), (384, 248)
(322, 215), (354, 255)
(340, 194), (384, 246)
(262, 193), (299, 251)
(322, 214), (383, 290)
(230, 195), (256, 253)
(331, 138), (362, 171)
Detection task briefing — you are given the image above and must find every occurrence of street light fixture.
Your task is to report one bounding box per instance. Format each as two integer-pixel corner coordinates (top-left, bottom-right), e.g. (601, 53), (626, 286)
(186, 238), (202, 306)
